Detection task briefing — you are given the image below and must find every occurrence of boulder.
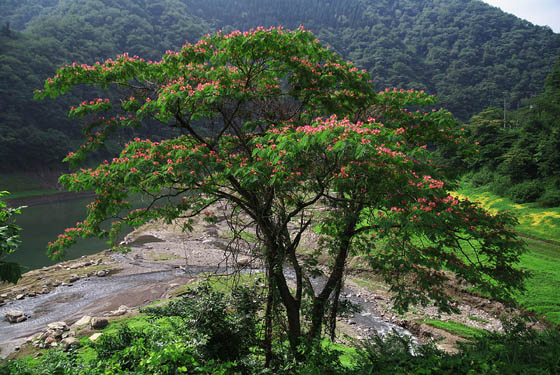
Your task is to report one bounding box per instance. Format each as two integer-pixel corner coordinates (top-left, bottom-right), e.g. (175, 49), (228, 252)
(96, 270), (107, 277)
(106, 305), (129, 317)
(15, 294), (24, 300)
(62, 337), (80, 351)
(68, 274), (80, 283)
(6, 310), (26, 323)
(89, 333), (102, 341)
(47, 321), (69, 331)
(74, 315), (92, 327)
(91, 317), (108, 329)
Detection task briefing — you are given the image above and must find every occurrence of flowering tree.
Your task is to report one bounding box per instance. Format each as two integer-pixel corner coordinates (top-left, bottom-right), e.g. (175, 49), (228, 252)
(36, 27), (526, 358)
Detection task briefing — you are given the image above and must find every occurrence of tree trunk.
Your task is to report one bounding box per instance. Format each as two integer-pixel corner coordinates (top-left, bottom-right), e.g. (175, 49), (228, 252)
(308, 214), (358, 339)
(264, 262), (274, 367)
(328, 276), (343, 340)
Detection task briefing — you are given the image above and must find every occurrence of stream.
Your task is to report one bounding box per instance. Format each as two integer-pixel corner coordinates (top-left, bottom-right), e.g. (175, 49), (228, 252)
(1, 254), (414, 357)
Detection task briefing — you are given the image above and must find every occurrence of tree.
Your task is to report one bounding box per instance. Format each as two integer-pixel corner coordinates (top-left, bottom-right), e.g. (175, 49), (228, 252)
(36, 27), (526, 361)
(0, 191), (23, 283)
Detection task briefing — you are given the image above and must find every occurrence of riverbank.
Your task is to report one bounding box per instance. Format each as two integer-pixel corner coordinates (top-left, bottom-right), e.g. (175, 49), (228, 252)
(1, 211), (522, 359)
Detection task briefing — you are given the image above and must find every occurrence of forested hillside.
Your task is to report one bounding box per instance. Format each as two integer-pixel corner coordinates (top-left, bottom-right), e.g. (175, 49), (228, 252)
(464, 58), (560, 206)
(1, 0), (559, 170)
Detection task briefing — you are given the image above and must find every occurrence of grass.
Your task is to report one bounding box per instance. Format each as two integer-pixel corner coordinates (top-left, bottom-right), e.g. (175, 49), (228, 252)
(423, 319), (486, 340)
(467, 315), (489, 324)
(455, 184), (560, 325)
(454, 185), (560, 243)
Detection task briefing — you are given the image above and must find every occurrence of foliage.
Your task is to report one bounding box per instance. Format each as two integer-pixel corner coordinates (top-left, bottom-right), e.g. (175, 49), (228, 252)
(1, 287), (560, 374)
(141, 285), (262, 362)
(36, 28), (527, 359)
(0, 191), (23, 283)
(352, 323), (560, 375)
(464, 58), (560, 206)
(2, 0), (560, 170)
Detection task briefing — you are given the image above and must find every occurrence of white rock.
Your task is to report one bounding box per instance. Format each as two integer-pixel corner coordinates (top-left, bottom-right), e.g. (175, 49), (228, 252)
(47, 321), (69, 331)
(89, 333), (102, 341)
(74, 315), (92, 327)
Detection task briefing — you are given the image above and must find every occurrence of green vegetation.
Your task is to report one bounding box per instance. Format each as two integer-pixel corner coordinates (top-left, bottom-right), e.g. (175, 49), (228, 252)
(423, 319), (486, 340)
(2, 286), (559, 374)
(0, 191), (23, 283)
(467, 315), (489, 324)
(2, 0), (559, 170)
(462, 57), (560, 207)
(455, 185), (560, 242)
(455, 185), (560, 325)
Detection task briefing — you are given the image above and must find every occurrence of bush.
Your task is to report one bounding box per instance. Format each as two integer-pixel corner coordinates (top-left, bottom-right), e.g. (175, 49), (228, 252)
(470, 168), (496, 187)
(538, 188), (560, 207)
(507, 180), (544, 203)
(142, 284), (261, 362)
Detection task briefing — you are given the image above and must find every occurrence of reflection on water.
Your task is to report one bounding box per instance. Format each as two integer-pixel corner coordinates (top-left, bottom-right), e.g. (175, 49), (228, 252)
(5, 197), (113, 270)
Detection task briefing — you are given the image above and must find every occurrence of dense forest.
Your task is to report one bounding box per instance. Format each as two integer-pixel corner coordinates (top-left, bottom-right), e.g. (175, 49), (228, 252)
(463, 57), (560, 206)
(1, 0), (559, 170)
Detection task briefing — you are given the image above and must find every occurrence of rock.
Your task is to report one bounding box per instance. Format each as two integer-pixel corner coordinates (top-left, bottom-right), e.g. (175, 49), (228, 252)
(236, 257), (251, 267)
(74, 315), (92, 327)
(89, 333), (102, 341)
(96, 270), (107, 277)
(6, 310), (26, 323)
(0, 293), (8, 298)
(91, 317), (109, 329)
(62, 337), (80, 351)
(48, 321), (69, 331)
(50, 329), (64, 339)
(14, 346), (20, 352)
(15, 294), (24, 300)
(68, 274), (80, 283)
(105, 305), (129, 317)
(347, 319), (357, 325)
(61, 282), (72, 287)
(27, 292), (36, 297)
(45, 336), (56, 345)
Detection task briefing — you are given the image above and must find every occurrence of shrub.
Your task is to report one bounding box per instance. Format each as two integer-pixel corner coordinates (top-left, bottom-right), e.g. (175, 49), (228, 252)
(488, 174), (512, 196)
(470, 168), (495, 187)
(507, 180), (544, 203)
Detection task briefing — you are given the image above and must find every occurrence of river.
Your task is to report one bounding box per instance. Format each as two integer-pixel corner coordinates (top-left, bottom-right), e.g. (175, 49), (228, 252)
(4, 194), (123, 271)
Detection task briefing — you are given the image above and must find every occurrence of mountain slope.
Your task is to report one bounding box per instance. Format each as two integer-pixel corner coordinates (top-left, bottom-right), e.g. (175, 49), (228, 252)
(1, 0), (559, 169)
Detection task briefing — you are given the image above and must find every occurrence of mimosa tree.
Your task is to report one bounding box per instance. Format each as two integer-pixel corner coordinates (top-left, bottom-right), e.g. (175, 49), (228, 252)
(36, 26), (526, 360)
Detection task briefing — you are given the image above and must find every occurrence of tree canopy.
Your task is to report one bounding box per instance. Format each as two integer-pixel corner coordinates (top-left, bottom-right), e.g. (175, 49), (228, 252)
(37, 27), (526, 359)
